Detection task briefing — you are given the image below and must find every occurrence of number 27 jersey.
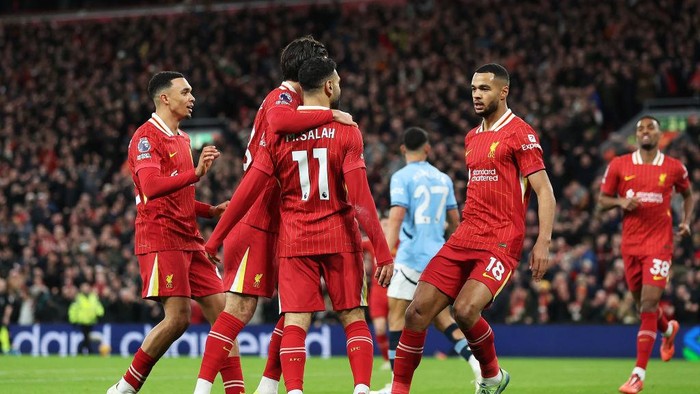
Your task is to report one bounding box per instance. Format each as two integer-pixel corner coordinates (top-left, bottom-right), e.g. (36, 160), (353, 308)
(252, 106), (367, 257)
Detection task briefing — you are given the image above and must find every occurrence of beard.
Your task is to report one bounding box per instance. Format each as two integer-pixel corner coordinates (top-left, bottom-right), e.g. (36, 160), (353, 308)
(640, 142), (657, 150)
(331, 97), (340, 110)
(477, 99), (499, 118)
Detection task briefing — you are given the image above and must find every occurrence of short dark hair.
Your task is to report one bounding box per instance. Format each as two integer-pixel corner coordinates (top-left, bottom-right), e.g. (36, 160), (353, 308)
(638, 115), (661, 127)
(280, 36), (328, 81)
(147, 71), (184, 100)
(475, 63), (510, 85)
(403, 127), (429, 151)
(298, 57), (337, 92)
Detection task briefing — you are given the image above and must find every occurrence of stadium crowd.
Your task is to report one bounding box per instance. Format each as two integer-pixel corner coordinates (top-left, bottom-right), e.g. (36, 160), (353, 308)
(1, 0), (699, 331)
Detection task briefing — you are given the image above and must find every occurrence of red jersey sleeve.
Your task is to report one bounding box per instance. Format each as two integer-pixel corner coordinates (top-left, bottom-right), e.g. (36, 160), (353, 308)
(674, 161), (691, 193)
(342, 126), (366, 174)
(250, 134), (276, 176)
(268, 104), (334, 135)
(600, 158), (620, 196)
(130, 134), (163, 173)
(512, 125), (546, 177)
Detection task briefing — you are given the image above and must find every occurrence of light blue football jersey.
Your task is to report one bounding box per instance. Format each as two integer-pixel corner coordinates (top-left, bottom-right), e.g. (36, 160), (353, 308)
(389, 161), (457, 272)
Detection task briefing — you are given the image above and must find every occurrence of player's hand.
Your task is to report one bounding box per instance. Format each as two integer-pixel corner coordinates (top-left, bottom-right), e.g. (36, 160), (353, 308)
(210, 201), (229, 218)
(205, 250), (220, 265)
(677, 222), (691, 238)
(529, 238), (550, 282)
(332, 109), (358, 127)
(619, 197), (639, 211)
(375, 263), (394, 287)
(195, 146), (221, 177)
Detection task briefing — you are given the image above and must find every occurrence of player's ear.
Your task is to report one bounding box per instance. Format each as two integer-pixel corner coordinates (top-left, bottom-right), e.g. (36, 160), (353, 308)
(400, 145), (406, 155)
(500, 84), (509, 101)
(159, 92), (169, 106)
(325, 79), (333, 98)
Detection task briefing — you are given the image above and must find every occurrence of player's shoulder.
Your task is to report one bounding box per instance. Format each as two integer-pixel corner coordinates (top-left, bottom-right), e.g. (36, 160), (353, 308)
(265, 83), (301, 106)
(662, 154), (684, 168)
(610, 153), (633, 166)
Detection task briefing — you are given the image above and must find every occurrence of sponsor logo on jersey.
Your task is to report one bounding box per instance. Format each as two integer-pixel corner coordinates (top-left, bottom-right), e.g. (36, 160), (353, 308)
(137, 137), (151, 153)
(521, 142), (542, 151)
(470, 168), (499, 182)
(169, 151), (177, 158)
(528, 134), (537, 143)
(624, 175), (636, 181)
(625, 189), (663, 203)
(488, 141), (500, 159)
(659, 173), (667, 186)
(652, 275), (666, 281)
(137, 153), (151, 160)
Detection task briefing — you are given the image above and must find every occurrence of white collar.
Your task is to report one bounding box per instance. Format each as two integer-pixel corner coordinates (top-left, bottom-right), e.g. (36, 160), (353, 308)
(297, 105), (328, 111)
(148, 113), (177, 137)
(281, 81), (298, 94)
(632, 150), (664, 166)
(476, 108), (515, 133)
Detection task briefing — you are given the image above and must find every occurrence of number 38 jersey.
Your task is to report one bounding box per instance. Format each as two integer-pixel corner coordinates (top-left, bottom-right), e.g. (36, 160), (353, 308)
(390, 161), (457, 271)
(252, 106), (366, 257)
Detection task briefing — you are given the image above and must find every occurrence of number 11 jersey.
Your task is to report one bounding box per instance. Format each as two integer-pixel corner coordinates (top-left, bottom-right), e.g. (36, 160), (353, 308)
(252, 106), (366, 257)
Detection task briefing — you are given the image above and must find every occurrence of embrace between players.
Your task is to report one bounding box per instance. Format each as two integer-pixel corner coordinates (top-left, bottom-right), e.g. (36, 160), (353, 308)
(111, 35), (693, 394)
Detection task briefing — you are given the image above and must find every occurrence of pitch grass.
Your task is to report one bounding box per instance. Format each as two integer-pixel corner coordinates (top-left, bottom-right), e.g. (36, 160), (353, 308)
(0, 355), (698, 393)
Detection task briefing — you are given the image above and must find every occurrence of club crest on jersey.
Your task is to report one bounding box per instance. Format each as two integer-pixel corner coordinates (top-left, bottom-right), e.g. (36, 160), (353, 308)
(138, 137), (151, 153)
(659, 173), (667, 186)
(253, 273), (263, 288)
(488, 141), (500, 158)
(275, 92), (292, 105)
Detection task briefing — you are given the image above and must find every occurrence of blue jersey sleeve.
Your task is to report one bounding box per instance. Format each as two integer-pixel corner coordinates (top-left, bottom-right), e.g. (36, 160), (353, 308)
(390, 171), (409, 208)
(446, 175), (458, 211)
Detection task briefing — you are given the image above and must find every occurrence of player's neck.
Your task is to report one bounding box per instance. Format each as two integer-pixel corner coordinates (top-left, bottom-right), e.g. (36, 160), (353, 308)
(154, 109), (181, 135)
(301, 95), (330, 109)
(481, 105), (508, 131)
(639, 147), (659, 163)
(284, 80), (302, 94)
(405, 152), (427, 163)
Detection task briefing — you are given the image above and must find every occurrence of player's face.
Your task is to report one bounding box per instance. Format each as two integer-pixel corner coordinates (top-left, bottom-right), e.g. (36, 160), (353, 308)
(164, 77), (195, 119)
(635, 118), (661, 150)
(471, 72), (506, 118)
(328, 71), (341, 109)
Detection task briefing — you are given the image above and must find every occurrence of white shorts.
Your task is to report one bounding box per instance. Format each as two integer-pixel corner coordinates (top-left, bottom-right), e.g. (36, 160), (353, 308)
(387, 263), (422, 301)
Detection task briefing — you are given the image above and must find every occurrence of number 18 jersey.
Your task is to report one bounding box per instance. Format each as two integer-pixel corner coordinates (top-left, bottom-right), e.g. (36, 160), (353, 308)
(390, 161), (457, 271)
(252, 106), (367, 257)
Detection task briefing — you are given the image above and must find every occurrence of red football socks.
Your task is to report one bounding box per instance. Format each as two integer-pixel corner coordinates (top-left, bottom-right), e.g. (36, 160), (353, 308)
(636, 312), (657, 369)
(657, 307), (669, 334)
(376, 332), (389, 361)
(220, 356), (245, 394)
(123, 348), (157, 391)
(344, 321), (374, 386)
(465, 317), (499, 378)
(391, 328), (427, 394)
(280, 325), (307, 391)
(262, 315), (285, 380)
(198, 312), (245, 383)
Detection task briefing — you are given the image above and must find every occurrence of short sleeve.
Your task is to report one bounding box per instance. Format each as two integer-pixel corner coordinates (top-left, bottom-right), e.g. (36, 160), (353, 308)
(389, 172), (409, 208)
(129, 133), (162, 174)
(446, 176), (458, 210)
(674, 161), (690, 193)
(342, 126), (366, 174)
(600, 158), (620, 196)
(251, 132), (275, 176)
(512, 125), (546, 177)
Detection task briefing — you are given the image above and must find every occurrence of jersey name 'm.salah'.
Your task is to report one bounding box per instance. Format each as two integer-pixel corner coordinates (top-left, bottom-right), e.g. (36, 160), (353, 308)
(448, 109), (546, 258)
(600, 150), (690, 256)
(127, 115), (203, 254)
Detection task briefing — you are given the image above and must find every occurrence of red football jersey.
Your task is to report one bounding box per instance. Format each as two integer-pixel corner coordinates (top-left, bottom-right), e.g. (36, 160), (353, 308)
(448, 109), (546, 258)
(240, 82), (302, 232)
(600, 150), (690, 255)
(127, 113), (204, 254)
(252, 106), (366, 257)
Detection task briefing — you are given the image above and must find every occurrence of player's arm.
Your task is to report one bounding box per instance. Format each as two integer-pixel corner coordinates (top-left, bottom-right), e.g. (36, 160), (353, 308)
(527, 169), (556, 281)
(194, 200), (229, 219)
(204, 168), (270, 263)
(445, 208), (460, 238)
(385, 206), (404, 255)
(598, 160), (638, 212)
(346, 168), (393, 286)
(268, 106), (356, 134)
(678, 187), (695, 237)
(136, 146), (220, 200)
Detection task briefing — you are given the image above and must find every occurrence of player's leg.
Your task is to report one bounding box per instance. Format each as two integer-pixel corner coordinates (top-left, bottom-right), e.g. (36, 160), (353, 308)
(324, 252), (374, 394)
(277, 255), (325, 394)
(453, 250), (513, 393)
(619, 255), (648, 394)
(256, 314), (285, 394)
(432, 307), (480, 379)
(368, 284), (389, 368)
(108, 251), (193, 394)
(372, 315), (389, 365)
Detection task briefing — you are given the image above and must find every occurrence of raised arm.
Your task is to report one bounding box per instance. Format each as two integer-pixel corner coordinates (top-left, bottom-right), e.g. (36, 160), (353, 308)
(268, 106), (357, 134)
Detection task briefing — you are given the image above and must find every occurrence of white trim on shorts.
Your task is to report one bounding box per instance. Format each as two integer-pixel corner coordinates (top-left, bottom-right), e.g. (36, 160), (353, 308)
(387, 263), (422, 301)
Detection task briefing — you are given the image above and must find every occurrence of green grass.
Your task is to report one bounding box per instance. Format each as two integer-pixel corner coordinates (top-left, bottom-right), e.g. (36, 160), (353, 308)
(0, 355), (697, 393)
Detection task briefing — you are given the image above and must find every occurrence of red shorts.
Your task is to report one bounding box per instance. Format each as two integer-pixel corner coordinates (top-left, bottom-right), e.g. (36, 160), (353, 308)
(278, 252), (366, 313)
(420, 243), (515, 302)
(368, 283), (388, 320)
(623, 254), (672, 292)
(223, 223), (278, 298)
(138, 250), (223, 300)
